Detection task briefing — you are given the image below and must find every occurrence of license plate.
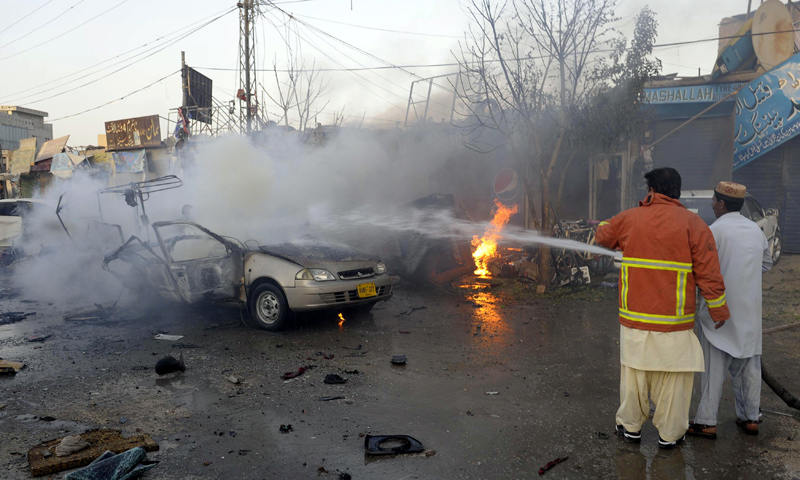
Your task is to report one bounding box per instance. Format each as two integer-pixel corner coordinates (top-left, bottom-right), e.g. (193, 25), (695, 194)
(357, 282), (377, 298)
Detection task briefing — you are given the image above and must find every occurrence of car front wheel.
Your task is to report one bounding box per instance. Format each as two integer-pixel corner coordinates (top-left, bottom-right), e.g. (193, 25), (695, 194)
(772, 234), (782, 266)
(249, 283), (289, 331)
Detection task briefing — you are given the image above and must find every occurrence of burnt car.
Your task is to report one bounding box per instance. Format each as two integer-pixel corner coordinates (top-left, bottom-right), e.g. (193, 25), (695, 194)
(102, 221), (393, 331)
(681, 190), (781, 265)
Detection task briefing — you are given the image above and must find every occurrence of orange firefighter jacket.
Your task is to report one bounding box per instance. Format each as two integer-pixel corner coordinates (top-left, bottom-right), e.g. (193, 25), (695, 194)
(596, 193), (730, 333)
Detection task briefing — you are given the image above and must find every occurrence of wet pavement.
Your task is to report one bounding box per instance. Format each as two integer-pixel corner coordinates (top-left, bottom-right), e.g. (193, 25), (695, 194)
(1, 259), (799, 479)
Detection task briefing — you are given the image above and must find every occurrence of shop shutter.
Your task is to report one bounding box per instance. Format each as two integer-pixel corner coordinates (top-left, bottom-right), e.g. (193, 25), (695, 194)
(782, 141), (800, 253)
(651, 117), (729, 190)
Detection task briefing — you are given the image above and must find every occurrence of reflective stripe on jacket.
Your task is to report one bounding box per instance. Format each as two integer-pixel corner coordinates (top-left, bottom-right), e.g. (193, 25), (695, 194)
(596, 193), (730, 332)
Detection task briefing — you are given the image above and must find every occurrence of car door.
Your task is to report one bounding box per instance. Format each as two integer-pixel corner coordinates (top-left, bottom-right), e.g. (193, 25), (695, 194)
(744, 196), (775, 244)
(153, 222), (243, 303)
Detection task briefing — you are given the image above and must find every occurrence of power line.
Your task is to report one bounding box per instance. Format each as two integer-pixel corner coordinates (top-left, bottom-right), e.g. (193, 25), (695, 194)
(0, 0), (88, 51)
(49, 70), (180, 122)
(654, 27), (800, 49)
(290, 13), (463, 39)
(194, 63), (461, 72)
(0, 0), (132, 61)
(1, 6), (236, 102)
(0, 0), (56, 36)
(4, 8), (236, 106)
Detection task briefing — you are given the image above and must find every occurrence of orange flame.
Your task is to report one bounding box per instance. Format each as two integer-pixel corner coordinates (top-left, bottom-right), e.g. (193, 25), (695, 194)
(472, 199), (519, 276)
(338, 313), (345, 329)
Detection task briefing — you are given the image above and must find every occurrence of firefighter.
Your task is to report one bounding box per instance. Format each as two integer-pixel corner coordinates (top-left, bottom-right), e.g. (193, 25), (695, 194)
(596, 167), (730, 449)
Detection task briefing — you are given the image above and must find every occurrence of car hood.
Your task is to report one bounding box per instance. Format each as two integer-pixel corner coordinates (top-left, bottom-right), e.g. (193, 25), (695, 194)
(255, 240), (379, 269)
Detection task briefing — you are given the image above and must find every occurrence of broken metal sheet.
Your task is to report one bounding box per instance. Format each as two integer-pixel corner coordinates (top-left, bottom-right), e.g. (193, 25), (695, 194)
(18, 137), (37, 151)
(35, 135), (69, 163)
(50, 153), (74, 178)
(112, 149), (146, 174)
(27, 429), (159, 477)
(10, 148), (34, 174)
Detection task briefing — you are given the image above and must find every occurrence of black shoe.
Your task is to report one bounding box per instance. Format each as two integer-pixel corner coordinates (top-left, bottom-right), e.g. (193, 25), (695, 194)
(616, 424), (642, 444)
(658, 434), (685, 449)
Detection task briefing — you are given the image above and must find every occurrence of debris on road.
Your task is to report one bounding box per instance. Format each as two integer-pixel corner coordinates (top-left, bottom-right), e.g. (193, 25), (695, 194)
(281, 365), (313, 380)
(226, 375), (241, 384)
(0, 287), (20, 298)
(600, 281), (618, 288)
(538, 456), (568, 476)
(595, 432), (610, 440)
(485, 391), (499, 395)
(119, 416), (128, 424)
(0, 311), (35, 325)
(171, 343), (201, 349)
(320, 396), (345, 402)
(391, 355), (407, 365)
(396, 306), (426, 317)
(55, 435), (90, 457)
(63, 304), (116, 322)
(344, 351), (367, 357)
(279, 424), (293, 434)
(399, 330), (411, 334)
(64, 447), (158, 480)
(153, 334), (183, 341)
(343, 369), (359, 375)
(0, 359), (25, 375)
(28, 429), (159, 477)
(324, 374), (347, 384)
(323, 353), (334, 360)
(364, 435), (425, 456)
(40, 416), (57, 422)
(154, 354), (185, 375)
(27, 335), (52, 343)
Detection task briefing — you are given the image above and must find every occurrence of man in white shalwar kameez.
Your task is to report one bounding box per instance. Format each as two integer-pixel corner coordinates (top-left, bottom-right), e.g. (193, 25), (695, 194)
(689, 181), (773, 439)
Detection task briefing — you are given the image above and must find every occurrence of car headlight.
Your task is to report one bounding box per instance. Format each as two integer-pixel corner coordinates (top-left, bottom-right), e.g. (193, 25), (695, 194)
(311, 268), (336, 281)
(376, 262), (386, 274)
(295, 269), (314, 280)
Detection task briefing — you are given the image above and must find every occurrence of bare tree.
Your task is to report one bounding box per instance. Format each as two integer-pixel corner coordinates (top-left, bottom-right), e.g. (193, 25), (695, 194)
(264, 55), (331, 132)
(456, 0), (658, 287)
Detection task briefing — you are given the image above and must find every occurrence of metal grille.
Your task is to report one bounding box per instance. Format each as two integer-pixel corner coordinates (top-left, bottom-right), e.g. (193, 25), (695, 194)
(319, 286), (391, 304)
(337, 268), (375, 280)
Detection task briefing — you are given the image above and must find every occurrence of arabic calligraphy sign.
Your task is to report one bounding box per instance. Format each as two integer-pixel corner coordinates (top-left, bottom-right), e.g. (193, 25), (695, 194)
(733, 52), (800, 170)
(104, 115), (161, 151)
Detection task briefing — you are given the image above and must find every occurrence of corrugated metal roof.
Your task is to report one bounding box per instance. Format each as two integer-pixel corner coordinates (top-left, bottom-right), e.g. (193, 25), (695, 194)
(35, 135), (69, 163)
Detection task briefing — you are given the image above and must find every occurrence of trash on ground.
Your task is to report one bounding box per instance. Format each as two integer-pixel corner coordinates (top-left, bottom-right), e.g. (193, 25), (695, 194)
(55, 435), (90, 457)
(0, 359), (25, 375)
(63, 304), (115, 322)
(279, 424), (293, 434)
(0, 311), (35, 326)
(153, 334), (183, 341)
(64, 447), (158, 480)
(28, 429), (159, 477)
(343, 369), (359, 375)
(0, 287), (20, 298)
(399, 331), (411, 334)
(344, 351), (367, 357)
(320, 396), (345, 402)
(396, 306), (426, 317)
(485, 391), (499, 395)
(323, 353), (334, 359)
(154, 354), (185, 375)
(364, 435), (425, 456)
(324, 374), (347, 384)
(281, 365), (313, 380)
(27, 335), (52, 343)
(343, 344), (363, 350)
(539, 456), (568, 476)
(226, 375), (241, 384)
(391, 355), (407, 365)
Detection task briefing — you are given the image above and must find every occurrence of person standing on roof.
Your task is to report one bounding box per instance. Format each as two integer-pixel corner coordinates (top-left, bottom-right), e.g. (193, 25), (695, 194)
(596, 167), (730, 450)
(688, 182), (772, 439)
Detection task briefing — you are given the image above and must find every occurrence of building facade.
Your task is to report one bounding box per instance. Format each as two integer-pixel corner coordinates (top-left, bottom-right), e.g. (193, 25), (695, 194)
(0, 106), (53, 151)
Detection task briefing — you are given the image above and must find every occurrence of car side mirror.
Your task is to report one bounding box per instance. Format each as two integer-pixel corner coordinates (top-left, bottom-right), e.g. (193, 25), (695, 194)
(765, 208), (778, 217)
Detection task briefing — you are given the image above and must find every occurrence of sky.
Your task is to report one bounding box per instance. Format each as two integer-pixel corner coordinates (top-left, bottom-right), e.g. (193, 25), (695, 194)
(0, 0), (761, 146)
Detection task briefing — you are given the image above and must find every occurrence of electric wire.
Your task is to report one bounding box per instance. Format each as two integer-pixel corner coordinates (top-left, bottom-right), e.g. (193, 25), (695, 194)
(0, 0), (131, 61)
(1, 6), (236, 102)
(289, 13), (463, 38)
(0, 0), (88, 51)
(2, 8), (236, 106)
(0, 0), (56, 36)
(653, 27), (800, 49)
(49, 70), (180, 122)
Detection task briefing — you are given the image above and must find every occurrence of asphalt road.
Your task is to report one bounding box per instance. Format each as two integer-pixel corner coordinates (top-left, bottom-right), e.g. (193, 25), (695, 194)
(1, 259), (799, 479)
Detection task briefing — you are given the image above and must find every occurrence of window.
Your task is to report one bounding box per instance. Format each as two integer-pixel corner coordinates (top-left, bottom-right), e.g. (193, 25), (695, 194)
(746, 197), (763, 222)
(157, 224), (229, 262)
(0, 202), (19, 216)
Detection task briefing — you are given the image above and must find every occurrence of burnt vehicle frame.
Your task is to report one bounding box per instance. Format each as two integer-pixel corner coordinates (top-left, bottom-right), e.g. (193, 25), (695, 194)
(102, 220), (393, 331)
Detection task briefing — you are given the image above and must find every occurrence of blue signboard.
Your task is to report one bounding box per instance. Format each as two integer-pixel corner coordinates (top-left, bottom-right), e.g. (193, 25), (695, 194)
(643, 83), (745, 104)
(733, 52), (800, 170)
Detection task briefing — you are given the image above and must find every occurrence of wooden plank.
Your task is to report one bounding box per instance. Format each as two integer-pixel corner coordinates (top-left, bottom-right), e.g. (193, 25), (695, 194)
(28, 429), (159, 477)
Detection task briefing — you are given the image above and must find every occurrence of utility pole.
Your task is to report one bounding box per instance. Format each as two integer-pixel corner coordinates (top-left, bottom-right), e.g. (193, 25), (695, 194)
(238, 0), (258, 134)
(181, 51), (188, 110)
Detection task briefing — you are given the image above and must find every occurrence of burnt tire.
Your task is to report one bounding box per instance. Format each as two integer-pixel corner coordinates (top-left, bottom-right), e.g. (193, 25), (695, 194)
(249, 283), (289, 331)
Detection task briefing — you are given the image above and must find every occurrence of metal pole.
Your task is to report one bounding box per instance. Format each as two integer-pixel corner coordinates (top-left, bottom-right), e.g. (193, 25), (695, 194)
(404, 81), (415, 127)
(244, 0), (252, 134)
(181, 51), (187, 109)
(422, 79), (433, 122)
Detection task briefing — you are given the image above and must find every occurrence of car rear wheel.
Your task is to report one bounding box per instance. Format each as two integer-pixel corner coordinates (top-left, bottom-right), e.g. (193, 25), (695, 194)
(249, 283), (289, 331)
(772, 235), (782, 266)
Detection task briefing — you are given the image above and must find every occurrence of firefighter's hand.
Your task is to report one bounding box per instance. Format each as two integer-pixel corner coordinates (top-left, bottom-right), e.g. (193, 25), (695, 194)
(714, 319), (727, 329)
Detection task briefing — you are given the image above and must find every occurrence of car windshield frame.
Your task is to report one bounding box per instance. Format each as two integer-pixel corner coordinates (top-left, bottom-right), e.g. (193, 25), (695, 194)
(680, 196), (716, 225)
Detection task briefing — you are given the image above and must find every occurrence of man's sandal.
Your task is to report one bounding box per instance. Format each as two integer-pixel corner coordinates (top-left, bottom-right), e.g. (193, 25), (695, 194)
(687, 421), (717, 439)
(736, 419), (759, 436)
